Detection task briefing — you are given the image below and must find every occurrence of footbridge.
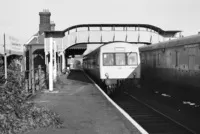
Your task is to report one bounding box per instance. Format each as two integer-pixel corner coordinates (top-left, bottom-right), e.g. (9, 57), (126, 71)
(43, 24), (181, 91)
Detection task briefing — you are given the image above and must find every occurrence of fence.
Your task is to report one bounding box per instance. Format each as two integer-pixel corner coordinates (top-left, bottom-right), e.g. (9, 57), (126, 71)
(25, 65), (49, 95)
(0, 65), (48, 97)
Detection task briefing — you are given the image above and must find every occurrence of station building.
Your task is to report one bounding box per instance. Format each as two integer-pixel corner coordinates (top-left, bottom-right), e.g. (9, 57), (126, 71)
(25, 9), (55, 71)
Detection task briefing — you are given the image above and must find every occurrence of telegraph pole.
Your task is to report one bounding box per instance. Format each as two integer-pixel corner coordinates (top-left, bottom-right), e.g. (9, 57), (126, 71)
(4, 33), (7, 81)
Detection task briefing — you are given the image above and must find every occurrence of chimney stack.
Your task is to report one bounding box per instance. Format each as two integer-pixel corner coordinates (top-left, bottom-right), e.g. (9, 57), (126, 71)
(39, 9), (51, 34)
(50, 21), (56, 31)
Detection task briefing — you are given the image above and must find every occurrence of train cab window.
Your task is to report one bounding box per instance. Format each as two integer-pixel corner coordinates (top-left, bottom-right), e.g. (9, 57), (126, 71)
(127, 53), (138, 65)
(115, 53), (126, 65)
(103, 53), (114, 66)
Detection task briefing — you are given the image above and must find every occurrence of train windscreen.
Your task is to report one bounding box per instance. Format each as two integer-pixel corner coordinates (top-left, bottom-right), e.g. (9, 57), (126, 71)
(103, 53), (114, 66)
(127, 53), (138, 65)
(115, 53), (126, 65)
(103, 52), (138, 66)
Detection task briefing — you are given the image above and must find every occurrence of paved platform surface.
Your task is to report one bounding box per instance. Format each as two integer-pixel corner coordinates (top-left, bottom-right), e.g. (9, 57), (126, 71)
(26, 70), (141, 134)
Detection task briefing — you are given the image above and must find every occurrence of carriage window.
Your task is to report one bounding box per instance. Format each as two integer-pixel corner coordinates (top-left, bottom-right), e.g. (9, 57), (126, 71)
(127, 53), (138, 65)
(175, 51), (179, 67)
(115, 53), (126, 65)
(158, 53), (161, 65)
(103, 53), (114, 66)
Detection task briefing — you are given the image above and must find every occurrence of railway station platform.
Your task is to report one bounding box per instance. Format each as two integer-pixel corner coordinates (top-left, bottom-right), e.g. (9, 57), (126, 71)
(26, 70), (142, 134)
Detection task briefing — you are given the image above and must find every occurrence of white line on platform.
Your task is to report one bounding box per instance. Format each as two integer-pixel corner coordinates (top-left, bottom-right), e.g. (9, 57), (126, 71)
(83, 71), (148, 134)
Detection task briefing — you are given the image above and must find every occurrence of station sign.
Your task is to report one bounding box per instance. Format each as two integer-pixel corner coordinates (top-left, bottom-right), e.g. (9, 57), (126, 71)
(0, 44), (4, 55)
(6, 35), (24, 55)
(0, 34), (24, 56)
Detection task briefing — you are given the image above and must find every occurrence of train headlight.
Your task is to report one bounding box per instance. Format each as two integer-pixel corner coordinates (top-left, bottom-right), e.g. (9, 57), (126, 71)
(133, 72), (136, 78)
(105, 73), (109, 79)
(105, 79), (111, 85)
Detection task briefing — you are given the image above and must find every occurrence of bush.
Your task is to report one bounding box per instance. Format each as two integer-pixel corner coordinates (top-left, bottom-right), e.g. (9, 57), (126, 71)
(0, 59), (63, 134)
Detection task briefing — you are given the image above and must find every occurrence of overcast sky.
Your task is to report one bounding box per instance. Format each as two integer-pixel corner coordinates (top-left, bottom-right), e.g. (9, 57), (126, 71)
(0, 0), (200, 44)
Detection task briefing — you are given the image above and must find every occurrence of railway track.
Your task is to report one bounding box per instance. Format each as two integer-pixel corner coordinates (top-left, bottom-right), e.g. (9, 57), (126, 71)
(111, 91), (196, 134)
(84, 72), (197, 134)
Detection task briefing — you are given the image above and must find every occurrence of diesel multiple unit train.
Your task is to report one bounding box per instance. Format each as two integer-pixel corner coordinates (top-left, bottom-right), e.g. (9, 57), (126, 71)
(83, 42), (143, 94)
(139, 34), (200, 103)
(83, 34), (200, 104)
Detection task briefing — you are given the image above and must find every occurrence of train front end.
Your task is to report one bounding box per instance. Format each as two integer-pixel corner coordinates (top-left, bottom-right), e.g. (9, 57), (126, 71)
(99, 42), (142, 94)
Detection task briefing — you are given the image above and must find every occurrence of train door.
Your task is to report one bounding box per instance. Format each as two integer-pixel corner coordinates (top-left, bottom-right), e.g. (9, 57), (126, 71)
(175, 51), (179, 80)
(152, 53), (157, 80)
(188, 56), (195, 70)
(188, 47), (196, 70)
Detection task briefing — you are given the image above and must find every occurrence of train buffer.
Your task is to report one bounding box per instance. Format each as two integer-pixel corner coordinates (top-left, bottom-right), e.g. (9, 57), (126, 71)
(26, 70), (143, 134)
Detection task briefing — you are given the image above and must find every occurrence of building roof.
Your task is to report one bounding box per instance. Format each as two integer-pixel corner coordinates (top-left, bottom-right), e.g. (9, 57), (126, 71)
(25, 32), (44, 45)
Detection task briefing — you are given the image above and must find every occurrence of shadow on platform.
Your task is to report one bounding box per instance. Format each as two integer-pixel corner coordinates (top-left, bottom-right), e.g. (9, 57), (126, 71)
(66, 70), (92, 84)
